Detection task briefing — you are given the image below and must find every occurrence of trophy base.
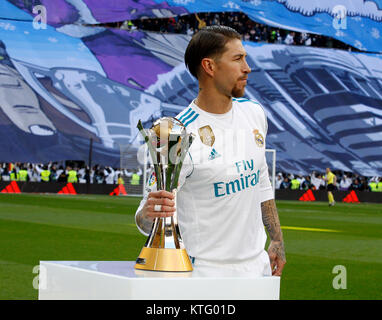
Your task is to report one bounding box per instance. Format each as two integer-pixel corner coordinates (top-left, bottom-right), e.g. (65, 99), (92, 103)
(134, 247), (193, 272)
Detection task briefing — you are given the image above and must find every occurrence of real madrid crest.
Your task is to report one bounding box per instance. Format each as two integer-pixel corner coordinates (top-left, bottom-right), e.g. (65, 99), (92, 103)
(253, 129), (264, 147)
(198, 125), (215, 147)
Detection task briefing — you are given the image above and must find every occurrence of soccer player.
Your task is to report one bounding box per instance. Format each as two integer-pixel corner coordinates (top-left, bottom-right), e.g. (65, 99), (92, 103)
(135, 26), (286, 277)
(324, 167), (337, 206)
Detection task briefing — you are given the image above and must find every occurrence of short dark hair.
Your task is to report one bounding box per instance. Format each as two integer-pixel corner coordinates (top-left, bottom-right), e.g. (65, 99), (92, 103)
(184, 25), (241, 79)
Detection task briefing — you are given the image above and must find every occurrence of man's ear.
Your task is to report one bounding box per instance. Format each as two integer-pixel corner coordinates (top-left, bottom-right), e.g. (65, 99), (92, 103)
(200, 57), (215, 77)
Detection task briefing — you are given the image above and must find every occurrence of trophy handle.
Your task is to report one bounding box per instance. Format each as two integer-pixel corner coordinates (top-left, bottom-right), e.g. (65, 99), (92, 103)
(137, 120), (163, 188)
(171, 133), (194, 190)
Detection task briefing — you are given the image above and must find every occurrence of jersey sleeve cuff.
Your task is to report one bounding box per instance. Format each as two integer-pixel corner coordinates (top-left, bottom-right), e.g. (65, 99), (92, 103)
(260, 187), (274, 203)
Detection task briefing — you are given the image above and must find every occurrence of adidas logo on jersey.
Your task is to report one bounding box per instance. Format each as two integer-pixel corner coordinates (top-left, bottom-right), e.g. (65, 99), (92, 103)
(208, 148), (221, 160)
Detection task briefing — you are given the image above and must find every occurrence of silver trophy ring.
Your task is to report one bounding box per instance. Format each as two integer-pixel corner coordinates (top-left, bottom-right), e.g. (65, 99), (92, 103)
(154, 204), (162, 212)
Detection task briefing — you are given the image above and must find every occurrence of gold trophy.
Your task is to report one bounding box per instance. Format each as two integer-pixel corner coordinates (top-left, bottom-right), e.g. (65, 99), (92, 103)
(135, 117), (194, 272)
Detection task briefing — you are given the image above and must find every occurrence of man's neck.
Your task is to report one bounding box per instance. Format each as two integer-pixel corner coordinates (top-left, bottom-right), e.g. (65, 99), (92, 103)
(194, 87), (232, 114)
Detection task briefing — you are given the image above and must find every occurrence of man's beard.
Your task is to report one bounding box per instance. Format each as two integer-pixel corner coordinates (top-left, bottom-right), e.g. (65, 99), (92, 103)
(231, 85), (246, 98)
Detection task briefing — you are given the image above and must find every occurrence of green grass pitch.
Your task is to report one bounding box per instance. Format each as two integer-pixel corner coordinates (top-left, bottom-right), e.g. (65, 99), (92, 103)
(0, 193), (381, 300)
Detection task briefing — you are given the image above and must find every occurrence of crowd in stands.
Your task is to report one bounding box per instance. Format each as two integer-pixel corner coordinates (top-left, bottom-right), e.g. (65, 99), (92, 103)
(275, 171), (382, 192)
(103, 11), (357, 52)
(2, 162), (382, 192)
(0, 162), (143, 186)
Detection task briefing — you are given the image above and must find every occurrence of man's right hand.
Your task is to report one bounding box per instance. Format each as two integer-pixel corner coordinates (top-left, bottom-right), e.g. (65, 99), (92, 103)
(141, 190), (176, 222)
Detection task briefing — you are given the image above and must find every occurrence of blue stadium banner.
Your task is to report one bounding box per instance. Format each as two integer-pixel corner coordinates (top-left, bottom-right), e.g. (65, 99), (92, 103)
(4, 0), (382, 53)
(0, 1), (382, 175)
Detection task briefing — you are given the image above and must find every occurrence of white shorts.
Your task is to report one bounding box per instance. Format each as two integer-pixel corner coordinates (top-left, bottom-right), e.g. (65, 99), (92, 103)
(191, 250), (272, 278)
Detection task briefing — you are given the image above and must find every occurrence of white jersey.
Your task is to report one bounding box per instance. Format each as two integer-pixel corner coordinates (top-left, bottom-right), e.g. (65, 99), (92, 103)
(136, 98), (274, 263)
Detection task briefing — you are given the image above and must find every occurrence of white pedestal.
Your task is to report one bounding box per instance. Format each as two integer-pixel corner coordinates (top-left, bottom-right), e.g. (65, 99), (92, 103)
(38, 261), (280, 300)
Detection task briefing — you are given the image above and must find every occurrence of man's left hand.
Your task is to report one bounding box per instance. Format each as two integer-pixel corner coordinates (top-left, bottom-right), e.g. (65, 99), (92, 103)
(267, 240), (286, 276)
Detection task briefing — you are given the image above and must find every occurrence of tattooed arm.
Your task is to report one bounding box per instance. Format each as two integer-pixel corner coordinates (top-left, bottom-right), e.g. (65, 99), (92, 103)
(261, 199), (286, 276)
